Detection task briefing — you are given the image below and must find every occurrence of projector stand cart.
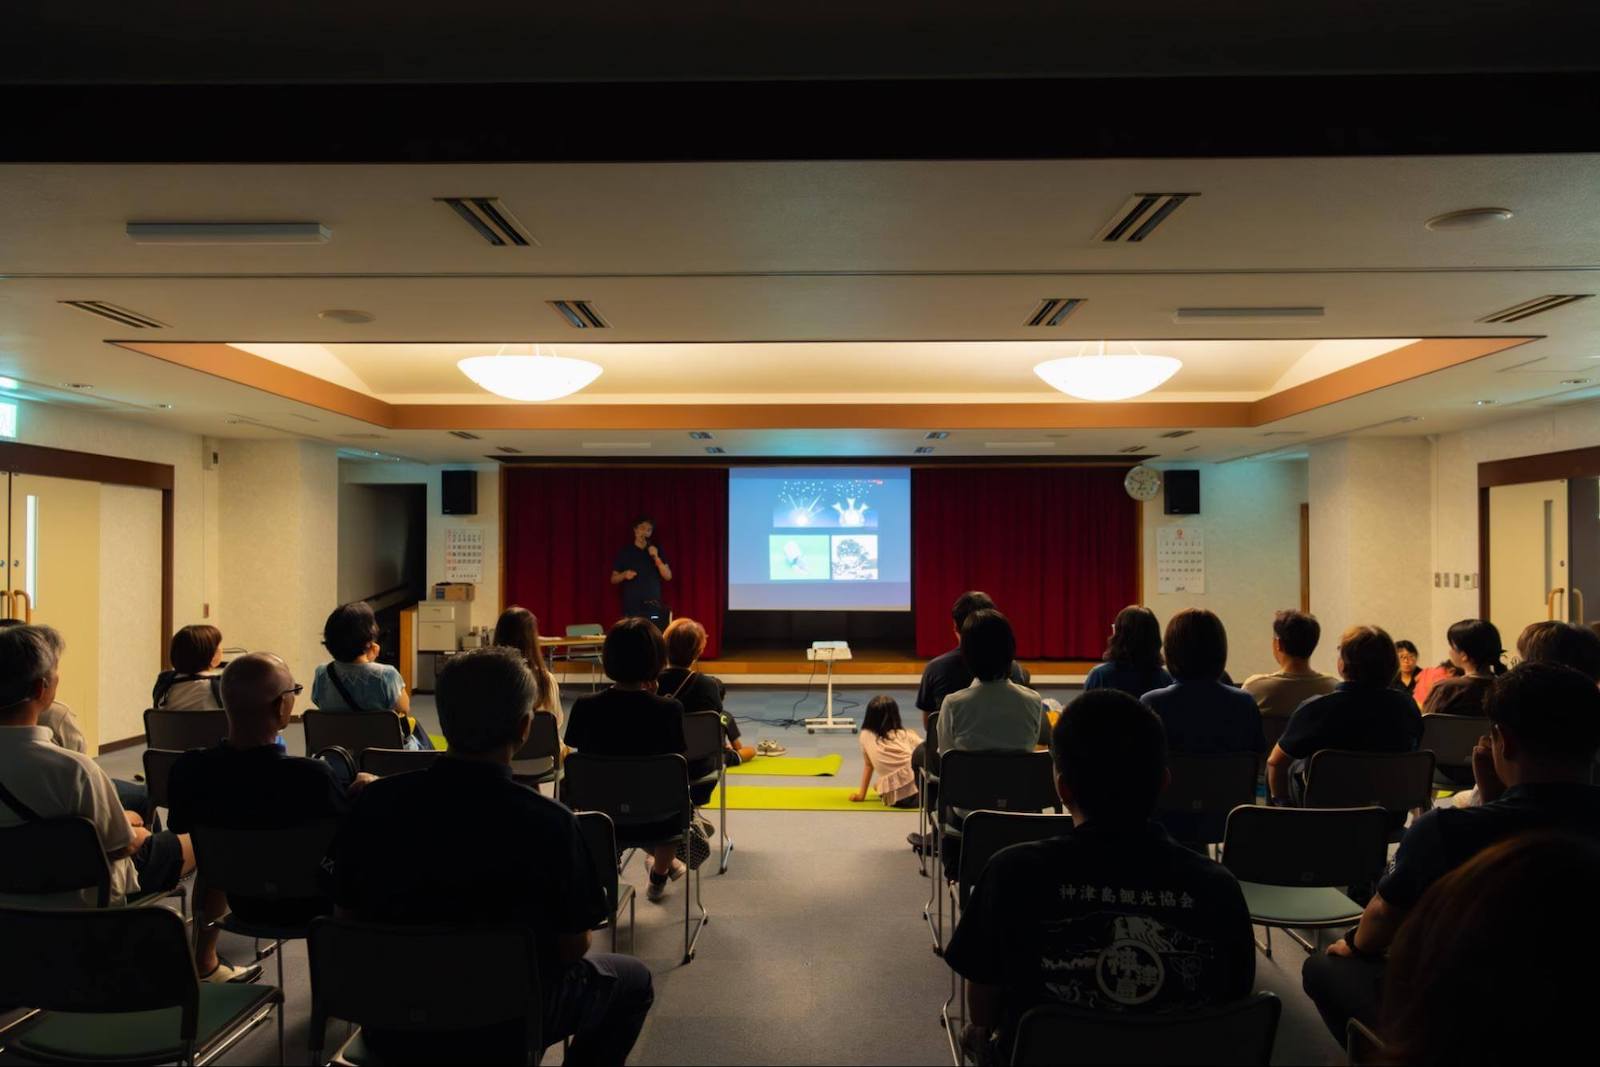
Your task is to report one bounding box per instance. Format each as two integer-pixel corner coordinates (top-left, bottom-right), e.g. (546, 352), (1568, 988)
(805, 645), (857, 734)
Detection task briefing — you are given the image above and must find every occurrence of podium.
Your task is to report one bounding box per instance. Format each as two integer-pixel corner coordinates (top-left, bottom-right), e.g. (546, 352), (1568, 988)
(804, 642), (857, 734)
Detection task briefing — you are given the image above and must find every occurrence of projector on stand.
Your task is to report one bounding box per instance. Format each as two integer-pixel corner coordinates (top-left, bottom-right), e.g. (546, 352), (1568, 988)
(804, 641), (856, 733)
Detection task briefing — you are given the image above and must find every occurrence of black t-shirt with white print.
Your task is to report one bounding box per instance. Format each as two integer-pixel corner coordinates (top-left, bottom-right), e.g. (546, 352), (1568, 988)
(944, 820), (1255, 1046)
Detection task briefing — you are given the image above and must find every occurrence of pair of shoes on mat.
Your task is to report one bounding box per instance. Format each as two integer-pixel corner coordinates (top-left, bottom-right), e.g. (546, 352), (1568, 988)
(646, 858), (687, 903)
(202, 958), (263, 984)
(755, 739), (788, 756)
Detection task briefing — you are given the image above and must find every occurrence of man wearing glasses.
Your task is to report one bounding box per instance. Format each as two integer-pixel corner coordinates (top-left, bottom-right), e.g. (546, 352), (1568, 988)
(168, 652), (377, 940)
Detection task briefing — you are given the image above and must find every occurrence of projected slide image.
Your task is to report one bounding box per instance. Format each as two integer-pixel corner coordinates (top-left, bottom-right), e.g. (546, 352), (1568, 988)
(769, 535), (830, 580)
(773, 477), (881, 528)
(830, 535), (879, 580)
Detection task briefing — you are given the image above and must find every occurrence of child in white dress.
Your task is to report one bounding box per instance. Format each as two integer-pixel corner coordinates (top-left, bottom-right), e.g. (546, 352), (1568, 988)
(849, 695), (923, 808)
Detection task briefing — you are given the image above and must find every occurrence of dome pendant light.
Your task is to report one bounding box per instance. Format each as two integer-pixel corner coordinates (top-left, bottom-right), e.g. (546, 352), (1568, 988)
(1033, 342), (1182, 402)
(458, 343), (602, 402)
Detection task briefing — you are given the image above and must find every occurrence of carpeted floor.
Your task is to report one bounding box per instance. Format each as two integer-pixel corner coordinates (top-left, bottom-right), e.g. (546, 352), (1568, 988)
(91, 685), (1346, 1066)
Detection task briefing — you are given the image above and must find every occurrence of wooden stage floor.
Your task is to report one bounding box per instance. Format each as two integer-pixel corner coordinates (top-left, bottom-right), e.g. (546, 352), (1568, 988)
(684, 647), (1096, 684)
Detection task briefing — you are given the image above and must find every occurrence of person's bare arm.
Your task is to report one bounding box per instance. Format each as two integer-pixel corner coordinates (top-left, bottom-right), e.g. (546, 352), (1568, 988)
(113, 824), (152, 858)
(611, 569), (636, 584)
(850, 752), (874, 802)
(557, 931), (592, 965)
(393, 683), (411, 716)
(1327, 892), (1405, 958)
(1471, 733), (1506, 804)
(1265, 743), (1292, 801)
(648, 546), (671, 582)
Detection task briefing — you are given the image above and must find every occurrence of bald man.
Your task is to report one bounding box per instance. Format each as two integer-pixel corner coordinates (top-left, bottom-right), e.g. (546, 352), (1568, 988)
(168, 652), (371, 928)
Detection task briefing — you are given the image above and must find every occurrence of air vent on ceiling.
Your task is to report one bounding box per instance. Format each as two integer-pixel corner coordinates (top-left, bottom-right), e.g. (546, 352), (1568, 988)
(1118, 445), (1149, 454)
(1157, 430), (1194, 439)
(1258, 430), (1308, 438)
(494, 446), (523, 454)
(1174, 306), (1324, 322)
(925, 431), (950, 440)
(548, 300), (609, 329)
(1478, 294), (1592, 323)
(59, 300), (169, 329)
(448, 430), (482, 440)
(1025, 298), (1086, 327)
(1096, 193), (1198, 243)
(435, 197), (535, 247)
(914, 446), (935, 454)
(705, 446), (726, 455)
(688, 431), (714, 440)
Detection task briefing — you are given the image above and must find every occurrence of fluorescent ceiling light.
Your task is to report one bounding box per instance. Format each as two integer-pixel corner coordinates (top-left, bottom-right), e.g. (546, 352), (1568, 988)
(458, 347), (602, 402)
(0, 377), (17, 390)
(1034, 352), (1182, 401)
(126, 222), (331, 245)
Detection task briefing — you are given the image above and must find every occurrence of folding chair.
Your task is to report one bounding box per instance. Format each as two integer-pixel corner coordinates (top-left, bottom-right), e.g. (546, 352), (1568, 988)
(940, 811), (1075, 1064)
(307, 918), (542, 1066)
(144, 708), (228, 752)
(1221, 805), (1390, 956)
(683, 710), (733, 873)
(564, 752), (707, 964)
(925, 750), (1061, 956)
(1158, 752), (1261, 850)
(0, 904), (282, 1066)
(915, 712), (941, 879)
(0, 814), (187, 915)
(1346, 1018), (1386, 1066)
(1418, 713), (1484, 790)
(555, 624), (605, 692)
(511, 711), (562, 791)
(1303, 749), (1436, 838)
(190, 818), (340, 1047)
(576, 810), (637, 952)
(358, 747), (443, 777)
(1010, 991), (1282, 1066)
(142, 747), (185, 816)
(301, 708), (405, 762)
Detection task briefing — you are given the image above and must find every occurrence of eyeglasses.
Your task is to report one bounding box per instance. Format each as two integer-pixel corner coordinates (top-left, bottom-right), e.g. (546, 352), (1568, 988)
(277, 684), (305, 699)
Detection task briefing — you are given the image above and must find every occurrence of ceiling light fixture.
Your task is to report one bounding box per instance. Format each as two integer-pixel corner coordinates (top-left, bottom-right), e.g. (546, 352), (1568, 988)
(318, 309), (375, 324)
(0, 377), (17, 390)
(457, 344), (602, 402)
(1561, 378), (1591, 386)
(126, 221), (331, 245)
(1474, 399), (1496, 406)
(1424, 208), (1514, 231)
(1034, 343), (1182, 402)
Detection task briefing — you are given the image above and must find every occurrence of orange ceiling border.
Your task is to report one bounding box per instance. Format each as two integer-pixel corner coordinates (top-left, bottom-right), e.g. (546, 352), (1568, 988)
(112, 335), (1537, 431)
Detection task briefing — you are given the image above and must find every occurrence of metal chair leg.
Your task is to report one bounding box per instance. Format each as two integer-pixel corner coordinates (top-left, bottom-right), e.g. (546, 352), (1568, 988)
(718, 762), (733, 874)
(682, 849), (708, 965)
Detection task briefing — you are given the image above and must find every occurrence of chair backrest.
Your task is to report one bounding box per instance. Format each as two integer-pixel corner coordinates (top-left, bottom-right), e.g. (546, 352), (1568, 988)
(143, 707), (228, 751)
(0, 816), (112, 907)
(1159, 753), (1261, 845)
(142, 747), (185, 811)
(191, 820), (340, 901)
(938, 749), (1062, 815)
(1303, 749), (1436, 814)
(1221, 805), (1390, 889)
(567, 623), (604, 637)
(511, 711), (561, 764)
(1418, 714), (1483, 771)
(0, 906), (200, 1035)
(564, 753), (692, 836)
(575, 810), (622, 916)
(681, 711), (725, 766)
(360, 747), (444, 777)
(1011, 991), (1282, 1066)
(302, 708), (405, 759)
(307, 918), (540, 1057)
(957, 811), (1075, 909)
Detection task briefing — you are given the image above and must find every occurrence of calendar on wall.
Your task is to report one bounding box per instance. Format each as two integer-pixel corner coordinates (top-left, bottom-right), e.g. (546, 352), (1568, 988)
(1156, 525), (1205, 594)
(444, 527), (485, 583)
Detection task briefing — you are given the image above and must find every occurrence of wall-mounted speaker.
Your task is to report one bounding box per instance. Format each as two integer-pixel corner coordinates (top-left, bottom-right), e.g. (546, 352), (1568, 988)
(1164, 469), (1200, 515)
(441, 470), (477, 515)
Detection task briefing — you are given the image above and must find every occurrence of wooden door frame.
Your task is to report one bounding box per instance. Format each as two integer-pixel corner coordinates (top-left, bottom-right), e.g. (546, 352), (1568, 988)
(1477, 444), (1600, 619)
(0, 442), (175, 671)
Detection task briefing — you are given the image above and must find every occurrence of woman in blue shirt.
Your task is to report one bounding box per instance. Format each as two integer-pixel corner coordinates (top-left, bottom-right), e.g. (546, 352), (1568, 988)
(1082, 605), (1174, 699)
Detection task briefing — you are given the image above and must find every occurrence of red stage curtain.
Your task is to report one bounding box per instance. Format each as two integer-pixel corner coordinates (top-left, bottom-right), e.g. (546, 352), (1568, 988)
(502, 467), (729, 658)
(912, 467), (1139, 660)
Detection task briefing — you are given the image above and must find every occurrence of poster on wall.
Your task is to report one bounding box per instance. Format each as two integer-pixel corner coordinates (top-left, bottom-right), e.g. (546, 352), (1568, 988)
(444, 527), (485, 583)
(1157, 525), (1205, 594)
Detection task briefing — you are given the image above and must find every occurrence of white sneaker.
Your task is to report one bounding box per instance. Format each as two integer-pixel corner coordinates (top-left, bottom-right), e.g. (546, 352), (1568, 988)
(201, 959), (262, 984)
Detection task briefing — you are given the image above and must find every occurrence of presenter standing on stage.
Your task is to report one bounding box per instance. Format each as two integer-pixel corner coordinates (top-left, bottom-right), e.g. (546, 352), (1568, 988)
(611, 516), (672, 625)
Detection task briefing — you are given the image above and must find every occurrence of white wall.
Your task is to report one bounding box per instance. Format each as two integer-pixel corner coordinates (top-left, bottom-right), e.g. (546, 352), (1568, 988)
(342, 461), (503, 630)
(1142, 460), (1308, 680)
(98, 485), (163, 742)
(337, 478), (423, 604)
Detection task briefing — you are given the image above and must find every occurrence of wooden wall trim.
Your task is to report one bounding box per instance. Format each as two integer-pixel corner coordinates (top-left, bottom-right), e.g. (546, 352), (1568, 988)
(1478, 445), (1600, 488)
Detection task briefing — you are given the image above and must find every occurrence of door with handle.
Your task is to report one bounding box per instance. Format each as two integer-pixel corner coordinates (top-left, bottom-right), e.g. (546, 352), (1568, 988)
(1488, 480), (1571, 654)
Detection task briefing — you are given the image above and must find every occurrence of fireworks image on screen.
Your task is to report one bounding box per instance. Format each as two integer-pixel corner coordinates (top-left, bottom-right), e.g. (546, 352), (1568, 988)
(773, 477), (883, 528)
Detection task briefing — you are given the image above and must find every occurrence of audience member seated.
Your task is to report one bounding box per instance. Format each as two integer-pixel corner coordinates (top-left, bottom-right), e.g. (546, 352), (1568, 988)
(1517, 620), (1600, 683)
(151, 624), (226, 710)
(332, 646), (653, 1065)
(1302, 662), (1600, 1042)
(944, 689), (1255, 1065)
(1266, 625), (1422, 806)
(1421, 618), (1506, 716)
(493, 605), (564, 728)
(1142, 609), (1266, 755)
(311, 601), (432, 750)
(659, 617), (755, 764)
(1, 617), (86, 751)
(0, 624), (252, 981)
(936, 609), (1044, 756)
(169, 652), (373, 926)
(564, 617), (690, 903)
(1410, 656), (1462, 710)
(1242, 609), (1337, 720)
(850, 695), (922, 808)
(1393, 639), (1422, 700)
(1082, 604), (1173, 698)
(1377, 831), (1600, 1065)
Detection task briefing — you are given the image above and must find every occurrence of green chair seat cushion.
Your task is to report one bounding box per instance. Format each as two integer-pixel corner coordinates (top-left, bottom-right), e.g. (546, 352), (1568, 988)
(1238, 880), (1363, 927)
(11, 983), (278, 1064)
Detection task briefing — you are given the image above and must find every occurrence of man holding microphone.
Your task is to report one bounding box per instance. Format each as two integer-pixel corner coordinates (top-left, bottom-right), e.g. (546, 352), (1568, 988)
(611, 516), (672, 626)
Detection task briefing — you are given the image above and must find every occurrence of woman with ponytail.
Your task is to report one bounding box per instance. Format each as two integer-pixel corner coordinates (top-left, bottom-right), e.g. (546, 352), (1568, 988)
(1423, 618), (1507, 717)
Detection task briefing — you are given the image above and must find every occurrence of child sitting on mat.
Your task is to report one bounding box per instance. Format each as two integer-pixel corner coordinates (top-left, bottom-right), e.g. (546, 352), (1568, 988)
(849, 695), (922, 808)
